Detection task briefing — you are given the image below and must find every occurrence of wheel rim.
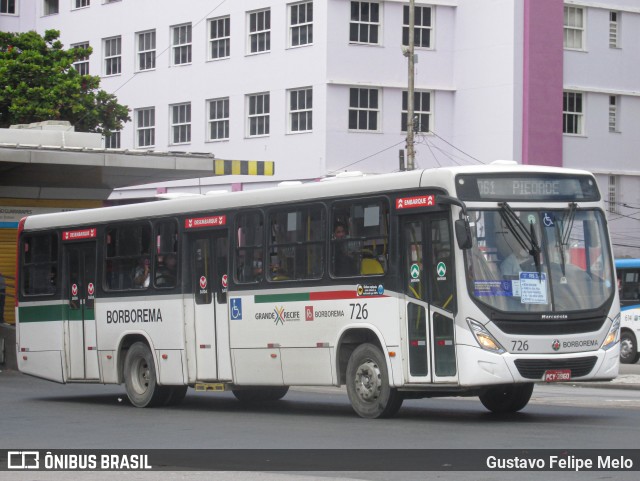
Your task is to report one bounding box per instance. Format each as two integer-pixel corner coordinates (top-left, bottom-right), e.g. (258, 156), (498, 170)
(620, 336), (634, 361)
(131, 356), (150, 395)
(354, 359), (382, 403)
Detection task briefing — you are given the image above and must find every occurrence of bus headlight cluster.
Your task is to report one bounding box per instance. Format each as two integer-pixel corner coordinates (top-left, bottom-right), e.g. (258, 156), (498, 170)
(601, 314), (620, 351)
(467, 318), (506, 354)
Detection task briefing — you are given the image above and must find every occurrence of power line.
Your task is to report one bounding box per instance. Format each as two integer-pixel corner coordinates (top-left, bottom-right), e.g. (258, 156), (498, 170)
(328, 139), (407, 174)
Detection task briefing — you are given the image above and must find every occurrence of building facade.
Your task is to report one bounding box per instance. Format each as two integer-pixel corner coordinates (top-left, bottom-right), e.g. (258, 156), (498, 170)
(1, 0), (639, 256)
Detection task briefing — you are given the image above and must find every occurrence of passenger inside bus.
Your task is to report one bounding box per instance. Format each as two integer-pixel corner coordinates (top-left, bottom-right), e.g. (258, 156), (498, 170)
(155, 254), (177, 288)
(333, 221), (357, 277)
(133, 257), (151, 288)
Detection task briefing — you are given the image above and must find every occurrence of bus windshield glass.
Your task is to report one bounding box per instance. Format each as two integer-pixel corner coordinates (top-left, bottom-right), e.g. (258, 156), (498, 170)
(465, 207), (614, 313)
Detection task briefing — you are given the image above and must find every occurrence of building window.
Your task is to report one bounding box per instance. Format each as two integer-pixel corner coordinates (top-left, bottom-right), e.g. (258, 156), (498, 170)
(103, 36), (121, 76)
(172, 23), (192, 65)
(609, 11), (619, 48)
(248, 8), (271, 54)
(564, 6), (584, 50)
(289, 87), (312, 133)
(208, 97), (229, 141)
(608, 175), (618, 214)
(72, 42), (90, 75)
(43, 0), (59, 15)
(136, 30), (156, 71)
(402, 91), (431, 133)
(402, 5), (432, 48)
(135, 107), (155, 148)
(349, 87), (379, 131)
(563, 91), (583, 135)
(289, 1), (313, 47)
(1, 0), (16, 14)
(170, 103), (191, 145)
(209, 16), (230, 60)
(247, 93), (270, 137)
(74, 0), (90, 9)
(105, 131), (120, 149)
(609, 95), (619, 133)
(350, 1), (380, 45)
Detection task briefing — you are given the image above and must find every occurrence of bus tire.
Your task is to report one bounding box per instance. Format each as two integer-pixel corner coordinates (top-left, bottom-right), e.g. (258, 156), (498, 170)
(620, 330), (640, 364)
(123, 342), (168, 408)
(479, 383), (534, 414)
(346, 343), (403, 419)
(232, 387), (289, 403)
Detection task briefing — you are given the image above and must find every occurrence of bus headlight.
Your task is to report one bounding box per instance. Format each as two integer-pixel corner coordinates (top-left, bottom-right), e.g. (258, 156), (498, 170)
(601, 314), (620, 351)
(467, 318), (506, 354)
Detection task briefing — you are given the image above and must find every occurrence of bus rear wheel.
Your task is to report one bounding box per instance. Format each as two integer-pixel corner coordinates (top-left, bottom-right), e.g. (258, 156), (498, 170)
(232, 387), (289, 403)
(346, 343), (403, 419)
(479, 383), (534, 414)
(620, 330), (640, 364)
(123, 342), (168, 407)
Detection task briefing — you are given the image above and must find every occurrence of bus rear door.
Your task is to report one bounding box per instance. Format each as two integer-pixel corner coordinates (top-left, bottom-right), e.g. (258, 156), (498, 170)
(401, 213), (458, 383)
(187, 230), (230, 381)
(65, 241), (99, 380)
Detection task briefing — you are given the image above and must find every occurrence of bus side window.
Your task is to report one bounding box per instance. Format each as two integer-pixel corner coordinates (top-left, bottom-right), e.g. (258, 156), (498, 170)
(21, 234), (58, 296)
(267, 205), (325, 281)
(235, 211), (264, 284)
(154, 220), (179, 289)
(331, 199), (389, 278)
(104, 223), (152, 292)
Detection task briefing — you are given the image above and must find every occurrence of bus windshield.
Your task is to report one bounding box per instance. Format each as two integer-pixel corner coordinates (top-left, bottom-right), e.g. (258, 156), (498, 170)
(465, 206), (614, 313)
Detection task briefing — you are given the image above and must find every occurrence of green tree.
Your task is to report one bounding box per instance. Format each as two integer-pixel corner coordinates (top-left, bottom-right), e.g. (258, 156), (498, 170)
(0, 29), (129, 135)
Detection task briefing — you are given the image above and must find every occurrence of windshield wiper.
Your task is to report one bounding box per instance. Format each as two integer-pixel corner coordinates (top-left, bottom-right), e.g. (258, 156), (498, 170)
(498, 202), (542, 277)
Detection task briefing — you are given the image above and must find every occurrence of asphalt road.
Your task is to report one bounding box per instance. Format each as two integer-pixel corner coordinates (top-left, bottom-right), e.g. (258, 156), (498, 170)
(1, 364), (640, 480)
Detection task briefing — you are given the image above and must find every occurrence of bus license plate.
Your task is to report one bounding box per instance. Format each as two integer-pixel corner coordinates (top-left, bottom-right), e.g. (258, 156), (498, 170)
(544, 369), (571, 382)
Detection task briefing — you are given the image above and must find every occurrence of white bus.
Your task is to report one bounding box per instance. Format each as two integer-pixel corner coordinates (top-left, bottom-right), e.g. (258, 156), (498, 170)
(615, 258), (640, 364)
(15, 163), (620, 418)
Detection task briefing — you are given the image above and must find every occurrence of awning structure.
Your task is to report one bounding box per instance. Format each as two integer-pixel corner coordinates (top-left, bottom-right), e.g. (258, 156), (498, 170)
(0, 145), (275, 200)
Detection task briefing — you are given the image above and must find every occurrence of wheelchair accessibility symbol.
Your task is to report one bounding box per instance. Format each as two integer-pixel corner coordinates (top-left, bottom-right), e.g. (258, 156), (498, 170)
(230, 298), (242, 320)
(543, 212), (554, 227)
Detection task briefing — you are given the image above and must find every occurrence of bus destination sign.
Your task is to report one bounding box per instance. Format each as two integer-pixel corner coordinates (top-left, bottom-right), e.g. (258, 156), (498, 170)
(396, 195), (436, 210)
(456, 174), (600, 202)
(185, 215), (227, 229)
(62, 228), (97, 241)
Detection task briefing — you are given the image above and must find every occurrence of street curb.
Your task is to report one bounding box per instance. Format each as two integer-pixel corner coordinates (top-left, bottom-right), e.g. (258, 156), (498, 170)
(541, 374), (640, 391)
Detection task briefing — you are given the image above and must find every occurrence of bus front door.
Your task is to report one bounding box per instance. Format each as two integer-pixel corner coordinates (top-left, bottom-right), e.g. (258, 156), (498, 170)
(188, 231), (230, 382)
(402, 214), (458, 384)
(65, 241), (99, 380)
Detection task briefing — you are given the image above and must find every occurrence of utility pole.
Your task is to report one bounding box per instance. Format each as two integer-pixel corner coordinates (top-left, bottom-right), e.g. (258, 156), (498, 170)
(405, 0), (416, 170)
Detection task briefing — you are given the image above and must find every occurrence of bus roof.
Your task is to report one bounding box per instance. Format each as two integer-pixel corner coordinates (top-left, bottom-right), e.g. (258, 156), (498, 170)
(21, 164), (597, 232)
(615, 259), (640, 269)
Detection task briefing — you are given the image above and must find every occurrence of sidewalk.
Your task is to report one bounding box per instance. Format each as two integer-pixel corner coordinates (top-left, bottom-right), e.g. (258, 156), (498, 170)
(568, 374), (640, 390)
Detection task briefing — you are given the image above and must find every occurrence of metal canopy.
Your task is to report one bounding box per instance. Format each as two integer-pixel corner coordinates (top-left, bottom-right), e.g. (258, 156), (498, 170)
(0, 145), (275, 199)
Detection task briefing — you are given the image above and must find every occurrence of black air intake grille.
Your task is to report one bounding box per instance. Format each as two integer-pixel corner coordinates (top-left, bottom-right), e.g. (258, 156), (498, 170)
(514, 356), (598, 380)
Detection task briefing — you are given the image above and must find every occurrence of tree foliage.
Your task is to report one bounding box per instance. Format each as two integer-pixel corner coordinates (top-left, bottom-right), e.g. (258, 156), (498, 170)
(0, 29), (130, 135)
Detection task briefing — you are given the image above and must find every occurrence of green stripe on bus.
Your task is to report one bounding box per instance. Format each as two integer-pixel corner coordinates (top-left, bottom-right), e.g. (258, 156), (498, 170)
(18, 305), (95, 322)
(255, 293), (311, 303)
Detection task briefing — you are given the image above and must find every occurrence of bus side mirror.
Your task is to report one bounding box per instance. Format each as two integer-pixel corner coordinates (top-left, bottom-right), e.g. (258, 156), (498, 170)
(455, 219), (472, 250)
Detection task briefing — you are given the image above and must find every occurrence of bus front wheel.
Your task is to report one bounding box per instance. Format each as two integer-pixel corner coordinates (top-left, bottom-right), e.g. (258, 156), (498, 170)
(620, 330), (640, 364)
(479, 383), (534, 414)
(346, 343), (403, 419)
(123, 342), (168, 408)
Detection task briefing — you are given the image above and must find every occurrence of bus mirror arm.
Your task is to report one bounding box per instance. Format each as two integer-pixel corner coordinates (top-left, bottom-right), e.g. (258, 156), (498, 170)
(436, 195), (473, 250)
